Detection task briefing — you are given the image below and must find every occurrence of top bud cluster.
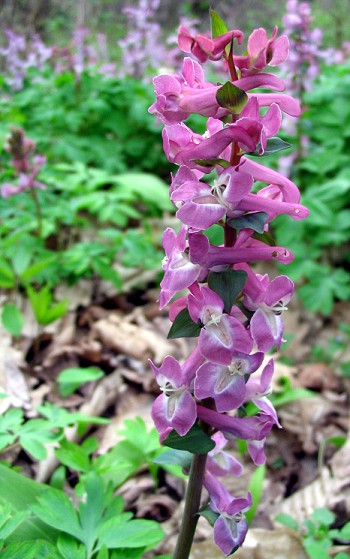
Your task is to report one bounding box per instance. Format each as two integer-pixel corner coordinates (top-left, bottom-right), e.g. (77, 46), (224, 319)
(149, 12), (309, 555)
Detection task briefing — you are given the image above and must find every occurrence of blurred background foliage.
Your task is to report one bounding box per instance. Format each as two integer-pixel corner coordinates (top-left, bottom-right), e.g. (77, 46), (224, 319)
(0, 0), (349, 317)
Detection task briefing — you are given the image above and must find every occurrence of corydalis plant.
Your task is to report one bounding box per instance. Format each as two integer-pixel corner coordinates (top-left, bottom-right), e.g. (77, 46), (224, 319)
(149, 10), (308, 558)
(1, 128), (46, 237)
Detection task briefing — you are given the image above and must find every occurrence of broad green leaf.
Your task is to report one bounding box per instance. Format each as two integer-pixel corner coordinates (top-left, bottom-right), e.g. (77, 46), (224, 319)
(1, 303), (24, 337)
(57, 367), (105, 397)
(210, 8), (228, 37)
(163, 424), (215, 454)
(216, 82), (248, 114)
(167, 308), (201, 339)
(0, 464), (60, 543)
(228, 212), (268, 234)
(11, 245), (32, 277)
(245, 465), (266, 523)
(303, 540), (330, 559)
(98, 518), (164, 550)
(32, 488), (83, 541)
(79, 473), (109, 553)
(153, 449), (192, 469)
(208, 269), (247, 313)
(248, 137), (292, 156)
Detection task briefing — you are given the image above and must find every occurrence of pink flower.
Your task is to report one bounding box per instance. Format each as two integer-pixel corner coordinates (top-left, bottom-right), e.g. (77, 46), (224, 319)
(234, 26), (289, 73)
(187, 284), (253, 363)
(178, 25), (244, 63)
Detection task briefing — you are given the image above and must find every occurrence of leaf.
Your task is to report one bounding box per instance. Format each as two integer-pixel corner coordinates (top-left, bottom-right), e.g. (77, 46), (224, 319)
(55, 440), (91, 473)
(0, 540), (63, 559)
(32, 488), (83, 541)
(228, 212), (269, 234)
(310, 508), (335, 527)
(27, 285), (68, 326)
(245, 465), (266, 524)
(57, 533), (86, 559)
(20, 255), (58, 282)
(199, 505), (220, 526)
(98, 518), (164, 550)
(167, 308), (201, 339)
(163, 424), (215, 454)
(191, 158), (230, 168)
(275, 513), (299, 531)
(248, 137), (292, 156)
(210, 8), (228, 38)
(92, 260), (122, 290)
(57, 367), (105, 397)
(216, 82), (248, 114)
(1, 303), (24, 336)
(0, 258), (16, 288)
(0, 464), (60, 544)
(252, 231), (276, 246)
(153, 449), (192, 469)
(208, 269), (247, 313)
(112, 173), (172, 212)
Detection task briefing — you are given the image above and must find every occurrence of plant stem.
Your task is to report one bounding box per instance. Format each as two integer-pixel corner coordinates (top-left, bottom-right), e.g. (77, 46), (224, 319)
(29, 187), (43, 238)
(173, 452), (208, 559)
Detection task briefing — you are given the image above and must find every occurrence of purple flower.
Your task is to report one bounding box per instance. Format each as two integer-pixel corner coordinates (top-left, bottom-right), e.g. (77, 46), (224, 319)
(159, 226), (206, 308)
(238, 264), (294, 351)
(197, 405), (275, 441)
(187, 284), (253, 363)
(194, 351), (264, 412)
(245, 359), (281, 427)
(204, 472), (251, 554)
(149, 352), (202, 440)
(206, 433), (243, 478)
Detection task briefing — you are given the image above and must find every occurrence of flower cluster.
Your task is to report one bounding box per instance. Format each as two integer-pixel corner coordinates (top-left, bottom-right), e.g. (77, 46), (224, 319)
(1, 128), (47, 199)
(149, 13), (308, 555)
(282, 0), (324, 96)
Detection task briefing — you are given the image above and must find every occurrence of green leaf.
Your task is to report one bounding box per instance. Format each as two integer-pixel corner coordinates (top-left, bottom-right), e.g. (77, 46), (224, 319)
(163, 424), (215, 454)
(210, 8), (228, 37)
(191, 158), (231, 168)
(199, 505), (220, 526)
(275, 513), (299, 531)
(153, 449), (192, 469)
(98, 518), (164, 550)
(0, 258), (16, 288)
(228, 212), (268, 234)
(246, 465), (266, 524)
(0, 464), (61, 543)
(1, 303), (24, 336)
(20, 255), (58, 282)
(93, 260), (122, 290)
(57, 533), (86, 559)
(55, 440), (91, 472)
(32, 487), (83, 541)
(0, 540), (63, 559)
(248, 137), (292, 156)
(216, 82), (248, 114)
(252, 231), (276, 246)
(57, 367), (105, 397)
(310, 508), (335, 527)
(167, 308), (201, 339)
(208, 269), (247, 312)
(303, 540), (330, 559)
(27, 285), (68, 326)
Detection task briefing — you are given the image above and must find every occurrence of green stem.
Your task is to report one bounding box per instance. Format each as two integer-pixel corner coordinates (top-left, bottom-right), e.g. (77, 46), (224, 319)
(29, 187), (43, 238)
(173, 453), (208, 559)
